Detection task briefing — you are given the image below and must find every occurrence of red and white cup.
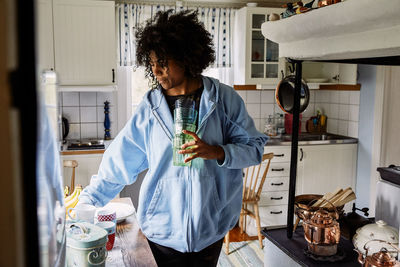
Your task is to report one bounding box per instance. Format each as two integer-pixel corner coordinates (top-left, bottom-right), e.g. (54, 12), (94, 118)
(95, 221), (116, 250)
(95, 208), (116, 224)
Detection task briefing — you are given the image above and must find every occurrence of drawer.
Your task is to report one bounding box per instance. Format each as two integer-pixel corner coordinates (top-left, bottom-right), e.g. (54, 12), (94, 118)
(264, 146), (291, 163)
(259, 191), (288, 206)
(259, 205), (288, 227)
(266, 162), (290, 177)
(263, 177), (289, 192)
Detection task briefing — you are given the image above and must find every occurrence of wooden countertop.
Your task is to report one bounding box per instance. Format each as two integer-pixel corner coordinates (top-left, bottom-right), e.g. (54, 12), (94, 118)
(106, 198), (157, 267)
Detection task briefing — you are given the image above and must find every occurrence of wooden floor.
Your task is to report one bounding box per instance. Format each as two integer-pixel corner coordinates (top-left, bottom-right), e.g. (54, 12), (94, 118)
(227, 226), (260, 242)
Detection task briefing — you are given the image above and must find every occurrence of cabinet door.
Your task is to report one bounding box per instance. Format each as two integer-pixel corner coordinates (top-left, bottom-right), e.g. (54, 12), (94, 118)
(247, 9), (285, 85)
(36, 0), (55, 73)
(296, 144), (357, 196)
(61, 154), (103, 188)
(53, 0), (115, 85)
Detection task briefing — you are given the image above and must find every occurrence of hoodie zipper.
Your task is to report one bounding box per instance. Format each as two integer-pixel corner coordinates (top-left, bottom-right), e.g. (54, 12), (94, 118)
(196, 103), (216, 135)
(152, 110), (173, 141)
(187, 168), (192, 251)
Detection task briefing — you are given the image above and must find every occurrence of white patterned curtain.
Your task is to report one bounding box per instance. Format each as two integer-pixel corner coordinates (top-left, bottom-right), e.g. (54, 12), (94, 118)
(116, 4), (236, 68)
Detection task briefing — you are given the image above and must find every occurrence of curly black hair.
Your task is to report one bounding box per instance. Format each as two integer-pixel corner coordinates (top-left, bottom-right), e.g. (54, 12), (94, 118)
(135, 10), (215, 88)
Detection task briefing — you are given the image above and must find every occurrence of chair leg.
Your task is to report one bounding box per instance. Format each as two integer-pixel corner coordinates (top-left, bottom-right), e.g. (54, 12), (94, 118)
(224, 231), (230, 255)
(254, 204), (263, 249)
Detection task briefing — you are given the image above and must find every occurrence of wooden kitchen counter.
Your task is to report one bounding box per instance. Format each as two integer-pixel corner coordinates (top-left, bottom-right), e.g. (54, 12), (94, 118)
(106, 198), (157, 267)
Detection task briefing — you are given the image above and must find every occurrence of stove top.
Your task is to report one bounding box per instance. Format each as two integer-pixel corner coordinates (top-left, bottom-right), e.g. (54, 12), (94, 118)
(377, 165), (400, 186)
(67, 139), (105, 150)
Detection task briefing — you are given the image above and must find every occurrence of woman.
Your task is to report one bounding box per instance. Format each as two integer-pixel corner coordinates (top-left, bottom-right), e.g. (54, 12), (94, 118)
(78, 10), (268, 266)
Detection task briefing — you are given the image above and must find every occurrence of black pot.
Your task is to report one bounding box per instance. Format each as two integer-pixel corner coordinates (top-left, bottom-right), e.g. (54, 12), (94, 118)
(275, 75), (310, 114)
(62, 117), (69, 142)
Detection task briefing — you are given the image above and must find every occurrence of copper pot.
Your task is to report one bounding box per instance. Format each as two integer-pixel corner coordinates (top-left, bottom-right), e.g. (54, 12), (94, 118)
(318, 0), (341, 7)
(356, 240), (400, 267)
(294, 194), (344, 231)
(303, 209), (340, 256)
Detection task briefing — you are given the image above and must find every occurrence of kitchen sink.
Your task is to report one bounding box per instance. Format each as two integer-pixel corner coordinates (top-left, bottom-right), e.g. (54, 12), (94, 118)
(268, 133), (358, 145)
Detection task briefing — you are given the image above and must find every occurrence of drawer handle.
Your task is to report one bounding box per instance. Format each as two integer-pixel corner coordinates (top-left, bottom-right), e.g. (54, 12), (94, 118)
(274, 154), (284, 157)
(271, 182), (284, 186)
(270, 211), (283, 214)
(271, 168), (284, 171)
(271, 197), (283, 200)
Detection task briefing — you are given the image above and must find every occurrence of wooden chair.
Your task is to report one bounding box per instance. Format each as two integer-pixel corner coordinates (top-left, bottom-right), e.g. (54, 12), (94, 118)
(63, 160), (78, 194)
(224, 153), (274, 254)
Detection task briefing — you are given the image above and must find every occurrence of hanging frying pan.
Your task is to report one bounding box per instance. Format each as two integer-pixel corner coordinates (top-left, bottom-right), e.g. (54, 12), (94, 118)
(275, 75), (310, 114)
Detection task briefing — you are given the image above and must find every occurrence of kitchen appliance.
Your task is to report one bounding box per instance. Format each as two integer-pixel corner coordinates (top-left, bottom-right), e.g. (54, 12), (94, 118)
(339, 203), (372, 240)
(67, 139), (105, 150)
(66, 222), (108, 267)
(356, 240), (400, 267)
(375, 165), (400, 230)
(303, 207), (340, 257)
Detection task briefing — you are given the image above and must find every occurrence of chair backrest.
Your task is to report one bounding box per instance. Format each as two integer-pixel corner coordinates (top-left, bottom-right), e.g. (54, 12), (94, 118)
(63, 160), (78, 193)
(242, 153), (274, 202)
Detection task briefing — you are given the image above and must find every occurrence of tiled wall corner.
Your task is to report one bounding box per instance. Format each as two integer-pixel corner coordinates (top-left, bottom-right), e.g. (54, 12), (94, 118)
(61, 91), (117, 140)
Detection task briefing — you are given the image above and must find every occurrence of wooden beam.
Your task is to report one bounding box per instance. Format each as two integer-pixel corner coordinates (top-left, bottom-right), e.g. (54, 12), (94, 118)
(319, 84), (361, 91)
(233, 84), (257, 90)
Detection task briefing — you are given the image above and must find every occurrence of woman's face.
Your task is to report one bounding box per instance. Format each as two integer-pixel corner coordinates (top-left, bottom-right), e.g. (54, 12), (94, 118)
(149, 51), (186, 90)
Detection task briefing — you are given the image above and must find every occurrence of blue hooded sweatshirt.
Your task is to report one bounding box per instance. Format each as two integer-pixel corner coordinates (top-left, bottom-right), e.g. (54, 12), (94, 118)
(79, 76), (269, 252)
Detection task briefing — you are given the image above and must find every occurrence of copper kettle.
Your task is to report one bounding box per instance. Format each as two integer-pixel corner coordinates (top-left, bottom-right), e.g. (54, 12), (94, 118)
(303, 207), (340, 256)
(356, 239), (400, 267)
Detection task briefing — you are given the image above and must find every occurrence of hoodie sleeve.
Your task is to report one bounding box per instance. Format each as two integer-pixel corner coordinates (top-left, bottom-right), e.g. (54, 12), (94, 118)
(79, 102), (149, 207)
(217, 85), (269, 169)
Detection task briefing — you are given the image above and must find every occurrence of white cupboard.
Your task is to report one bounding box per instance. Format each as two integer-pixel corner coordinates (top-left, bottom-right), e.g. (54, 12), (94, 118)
(244, 143), (357, 235)
(53, 0), (116, 86)
(234, 7), (285, 86)
(36, 0), (55, 73)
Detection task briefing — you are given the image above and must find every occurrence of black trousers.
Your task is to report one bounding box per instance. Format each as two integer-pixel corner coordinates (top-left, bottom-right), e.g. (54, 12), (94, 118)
(147, 238), (224, 267)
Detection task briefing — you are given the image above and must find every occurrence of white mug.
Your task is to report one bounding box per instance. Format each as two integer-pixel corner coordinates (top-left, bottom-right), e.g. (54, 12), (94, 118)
(67, 203), (96, 223)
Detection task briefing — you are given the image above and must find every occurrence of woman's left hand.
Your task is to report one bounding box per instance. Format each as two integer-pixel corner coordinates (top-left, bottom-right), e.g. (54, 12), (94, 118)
(179, 130), (225, 163)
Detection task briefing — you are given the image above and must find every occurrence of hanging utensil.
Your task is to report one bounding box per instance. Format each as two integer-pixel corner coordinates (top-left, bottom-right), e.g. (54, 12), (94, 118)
(275, 74), (310, 114)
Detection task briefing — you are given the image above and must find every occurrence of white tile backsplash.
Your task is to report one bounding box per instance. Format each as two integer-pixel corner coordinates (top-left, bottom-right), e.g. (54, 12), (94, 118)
(62, 107), (80, 123)
(349, 104), (359, 122)
(68, 123), (81, 140)
(302, 103), (315, 118)
(63, 92), (79, 106)
(309, 90), (315, 103)
(339, 104), (349, 120)
(247, 91), (261, 104)
(261, 90), (275, 103)
(80, 107), (97, 123)
(80, 92), (97, 106)
(338, 120), (349, 136)
(246, 103), (261, 118)
(339, 91), (350, 104)
(327, 118), (338, 134)
(329, 103), (339, 119)
(329, 91), (340, 104)
(62, 92), (117, 140)
(81, 123), (98, 139)
(349, 91), (360, 105)
(97, 92), (116, 106)
(261, 103), (274, 119)
(348, 121), (359, 138)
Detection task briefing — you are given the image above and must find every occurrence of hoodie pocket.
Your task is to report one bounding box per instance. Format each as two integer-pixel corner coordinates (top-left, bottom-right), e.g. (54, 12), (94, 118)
(145, 177), (186, 239)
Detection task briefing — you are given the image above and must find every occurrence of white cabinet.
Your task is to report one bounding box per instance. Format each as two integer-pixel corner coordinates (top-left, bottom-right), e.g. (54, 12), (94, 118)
(36, 0), (55, 73)
(61, 153), (103, 189)
(301, 62), (358, 86)
(234, 7), (285, 86)
(244, 143), (357, 235)
(296, 144), (357, 197)
(53, 0), (116, 86)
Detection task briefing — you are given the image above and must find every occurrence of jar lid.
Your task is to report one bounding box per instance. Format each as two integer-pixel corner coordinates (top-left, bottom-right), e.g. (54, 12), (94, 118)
(310, 209), (334, 226)
(66, 222), (107, 249)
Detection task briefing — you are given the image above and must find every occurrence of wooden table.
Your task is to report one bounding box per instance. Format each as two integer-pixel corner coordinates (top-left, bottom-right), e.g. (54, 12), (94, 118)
(106, 198), (157, 267)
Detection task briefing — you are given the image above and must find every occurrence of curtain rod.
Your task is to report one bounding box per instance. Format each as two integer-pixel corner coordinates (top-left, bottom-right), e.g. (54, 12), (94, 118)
(115, 0), (245, 8)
